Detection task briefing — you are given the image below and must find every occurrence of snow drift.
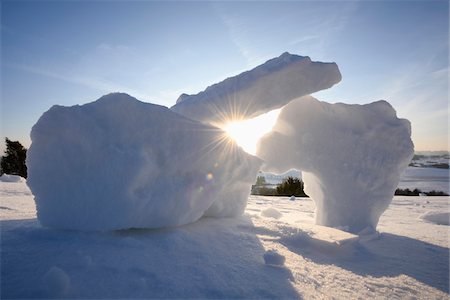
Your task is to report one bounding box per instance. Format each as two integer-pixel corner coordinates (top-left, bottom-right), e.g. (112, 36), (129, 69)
(171, 52), (341, 127)
(0, 174), (25, 183)
(26, 93), (261, 230)
(257, 96), (414, 233)
(420, 211), (450, 226)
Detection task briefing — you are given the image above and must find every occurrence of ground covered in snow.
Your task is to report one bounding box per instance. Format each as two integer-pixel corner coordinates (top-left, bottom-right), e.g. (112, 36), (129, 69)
(1, 181), (449, 299)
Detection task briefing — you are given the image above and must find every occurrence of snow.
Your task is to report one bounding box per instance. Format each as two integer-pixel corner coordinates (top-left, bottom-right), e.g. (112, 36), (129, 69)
(0, 174), (25, 183)
(399, 167), (449, 194)
(171, 52), (341, 127)
(1, 181), (448, 299)
(257, 96), (414, 233)
(420, 211), (450, 225)
(261, 207), (283, 219)
(42, 267), (71, 298)
(263, 250), (286, 266)
(26, 93), (261, 230)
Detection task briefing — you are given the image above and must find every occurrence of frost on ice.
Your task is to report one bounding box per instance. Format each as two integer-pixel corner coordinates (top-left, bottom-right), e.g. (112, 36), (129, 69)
(171, 52), (341, 127)
(27, 93), (261, 230)
(257, 96), (414, 233)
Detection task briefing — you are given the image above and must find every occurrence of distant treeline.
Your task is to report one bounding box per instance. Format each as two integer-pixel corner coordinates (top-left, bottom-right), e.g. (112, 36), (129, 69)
(394, 188), (448, 196)
(252, 176), (449, 197)
(251, 176), (308, 197)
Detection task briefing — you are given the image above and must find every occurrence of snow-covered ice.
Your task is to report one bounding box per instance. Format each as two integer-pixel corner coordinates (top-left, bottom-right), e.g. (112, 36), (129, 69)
(257, 96), (414, 233)
(171, 52), (341, 127)
(420, 211), (450, 225)
(26, 93), (261, 230)
(1, 181), (448, 299)
(0, 174), (25, 183)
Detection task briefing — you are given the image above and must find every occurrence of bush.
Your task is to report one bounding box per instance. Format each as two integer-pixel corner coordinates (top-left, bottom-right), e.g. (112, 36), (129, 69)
(276, 176), (308, 197)
(425, 190), (449, 196)
(0, 138), (27, 178)
(395, 188), (421, 196)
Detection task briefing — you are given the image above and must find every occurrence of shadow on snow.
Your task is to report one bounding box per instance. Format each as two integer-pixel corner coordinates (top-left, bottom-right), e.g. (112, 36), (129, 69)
(1, 217), (300, 299)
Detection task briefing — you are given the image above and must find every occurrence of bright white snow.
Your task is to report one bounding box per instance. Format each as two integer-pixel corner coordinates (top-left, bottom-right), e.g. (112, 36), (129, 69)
(257, 96), (414, 233)
(1, 181), (448, 299)
(171, 52), (341, 127)
(26, 93), (261, 230)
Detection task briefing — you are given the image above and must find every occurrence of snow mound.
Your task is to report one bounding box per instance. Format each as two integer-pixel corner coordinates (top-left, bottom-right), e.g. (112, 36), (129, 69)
(42, 267), (71, 297)
(26, 93), (261, 230)
(257, 96), (414, 233)
(171, 52), (341, 127)
(0, 174), (25, 183)
(420, 211), (450, 225)
(263, 250), (286, 266)
(261, 207), (283, 219)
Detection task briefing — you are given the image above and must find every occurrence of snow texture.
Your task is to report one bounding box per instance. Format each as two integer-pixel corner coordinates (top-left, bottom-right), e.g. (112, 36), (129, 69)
(171, 52), (341, 127)
(2, 181), (448, 298)
(26, 93), (261, 230)
(257, 96), (414, 233)
(263, 250), (286, 266)
(420, 211), (449, 226)
(42, 267), (71, 298)
(261, 207), (283, 219)
(0, 174), (25, 183)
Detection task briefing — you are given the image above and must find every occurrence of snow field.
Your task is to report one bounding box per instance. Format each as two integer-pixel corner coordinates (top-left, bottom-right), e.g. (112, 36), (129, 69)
(2, 182), (447, 299)
(420, 211), (450, 226)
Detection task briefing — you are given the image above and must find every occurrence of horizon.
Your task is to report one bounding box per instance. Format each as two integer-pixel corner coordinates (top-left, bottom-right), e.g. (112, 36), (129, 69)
(1, 1), (449, 153)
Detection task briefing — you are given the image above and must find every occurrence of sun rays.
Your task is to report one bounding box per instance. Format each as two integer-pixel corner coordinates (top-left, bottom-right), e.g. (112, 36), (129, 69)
(221, 109), (281, 155)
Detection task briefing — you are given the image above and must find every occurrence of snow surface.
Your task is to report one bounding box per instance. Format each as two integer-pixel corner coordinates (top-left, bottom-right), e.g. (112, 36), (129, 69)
(171, 52), (341, 127)
(261, 207), (283, 219)
(263, 250), (286, 266)
(257, 96), (414, 233)
(26, 93), (261, 230)
(399, 167), (449, 194)
(1, 181), (448, 299)
(0, 174), (25, 183)
(420, 211), (450, 226)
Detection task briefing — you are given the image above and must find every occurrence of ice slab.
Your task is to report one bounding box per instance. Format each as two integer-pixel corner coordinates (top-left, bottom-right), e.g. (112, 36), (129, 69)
(27, 93), (261, 230)
(257, 96), (414, 233)
(171, 52), (341, 127)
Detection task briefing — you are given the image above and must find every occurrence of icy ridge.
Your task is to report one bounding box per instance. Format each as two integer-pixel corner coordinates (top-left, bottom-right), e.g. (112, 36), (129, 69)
(171, 52), (341, 126)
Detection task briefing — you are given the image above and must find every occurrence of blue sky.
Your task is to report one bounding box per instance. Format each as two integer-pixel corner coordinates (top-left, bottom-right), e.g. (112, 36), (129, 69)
(1, 1), (448, 152)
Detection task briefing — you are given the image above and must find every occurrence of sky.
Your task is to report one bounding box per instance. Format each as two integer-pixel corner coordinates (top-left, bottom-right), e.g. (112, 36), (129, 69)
(1, 0), (449, 154)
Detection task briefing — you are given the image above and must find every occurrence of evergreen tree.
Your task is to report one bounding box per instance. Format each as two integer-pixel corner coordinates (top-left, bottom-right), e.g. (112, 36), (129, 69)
(255, 176), (266, 186)
(0, 138), (27, 178)
(276, 176), (307, 197)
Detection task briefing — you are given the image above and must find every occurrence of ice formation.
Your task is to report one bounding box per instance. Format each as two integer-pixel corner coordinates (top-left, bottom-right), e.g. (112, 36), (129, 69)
(26, 52), (414, 233)
(257, 96), (414, 233)
(27, 93), (261, 230)
(171, 52), (341, 126)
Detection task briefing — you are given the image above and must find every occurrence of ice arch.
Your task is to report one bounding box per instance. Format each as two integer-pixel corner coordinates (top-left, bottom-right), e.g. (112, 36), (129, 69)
(257, 96), (414, 234)
(26, 52), (414, 232)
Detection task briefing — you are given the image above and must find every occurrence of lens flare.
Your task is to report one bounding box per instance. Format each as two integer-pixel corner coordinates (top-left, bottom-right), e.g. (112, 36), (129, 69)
(221, 109), (280, 155)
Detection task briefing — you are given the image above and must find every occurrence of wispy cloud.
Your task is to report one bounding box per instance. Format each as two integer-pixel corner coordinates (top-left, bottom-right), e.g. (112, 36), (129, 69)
(215, 2), (359, 66)
(218, 12), (262, 66)
(7, 62), (151, 102)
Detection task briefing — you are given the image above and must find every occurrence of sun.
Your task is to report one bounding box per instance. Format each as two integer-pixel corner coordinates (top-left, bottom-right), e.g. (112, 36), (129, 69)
(221, 109), (281, 155)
